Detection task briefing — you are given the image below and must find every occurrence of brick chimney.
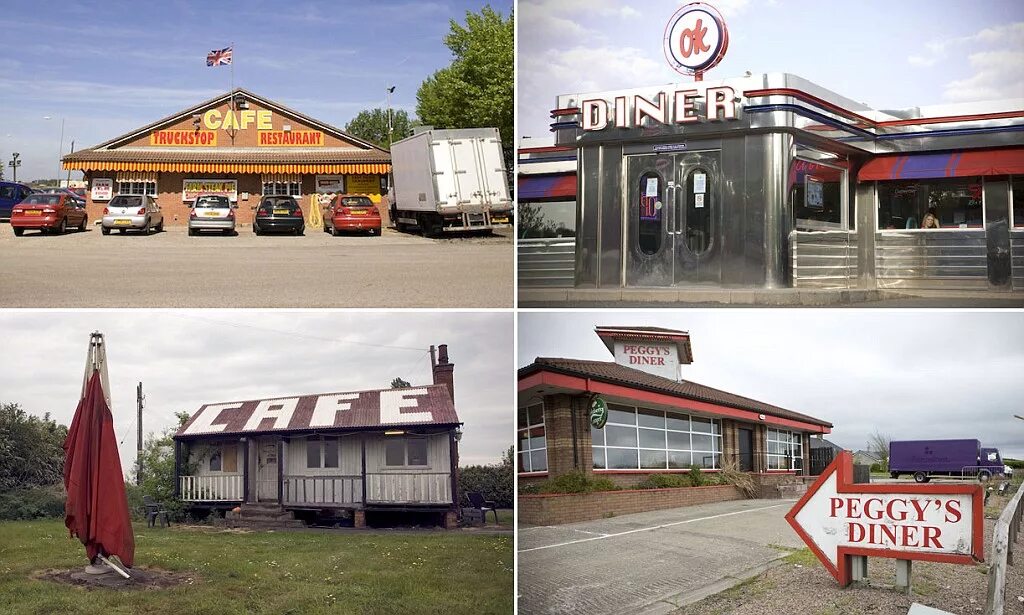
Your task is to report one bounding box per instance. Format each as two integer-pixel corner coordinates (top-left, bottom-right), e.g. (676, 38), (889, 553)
(432, 343), (455, 402)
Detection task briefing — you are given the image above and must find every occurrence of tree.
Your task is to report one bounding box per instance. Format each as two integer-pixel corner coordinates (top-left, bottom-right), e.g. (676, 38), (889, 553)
(0, 402), (68, 491)
(391, 377), (411, 389)
(867, 430), (892, 470)
(345, 108), (414, 149)
(416, 6), (513, 152)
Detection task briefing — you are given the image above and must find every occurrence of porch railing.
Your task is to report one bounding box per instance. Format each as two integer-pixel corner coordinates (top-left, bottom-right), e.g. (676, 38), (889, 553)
(180, 474), (243, 501)
(365, 472), (452, 504)
(282, 475), (363, 506)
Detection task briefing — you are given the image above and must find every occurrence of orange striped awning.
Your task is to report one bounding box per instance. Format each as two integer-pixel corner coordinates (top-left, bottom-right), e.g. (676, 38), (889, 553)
(63, 161), (391, 174)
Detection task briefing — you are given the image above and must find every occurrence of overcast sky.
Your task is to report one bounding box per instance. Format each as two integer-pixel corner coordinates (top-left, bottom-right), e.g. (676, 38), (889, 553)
(0, 311), (513, 474)
(518, 0), (1024, 141)
(0, 0), (510, 181)
(519, 311), (1024, 459)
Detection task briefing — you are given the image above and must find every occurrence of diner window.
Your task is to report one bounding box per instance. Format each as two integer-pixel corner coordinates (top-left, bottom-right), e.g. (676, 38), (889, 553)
(306, 436), (340, 469)
(766, 429), (803, 471)
(384, 437), (428, 467)
(116, 181), (156, 196)
(517, 403), (547, 473)
(591, 403), (722, 470)
(517, 200), (576, 239)
(637, 172), (663, 255)
(877, 177), (984, 230)
(790, 159), (845, 230)
(1013, 176), (1023, 228)
(262, 181), (301, 197)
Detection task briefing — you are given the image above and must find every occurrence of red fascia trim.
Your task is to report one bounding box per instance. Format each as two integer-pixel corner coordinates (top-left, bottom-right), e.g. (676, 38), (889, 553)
(550, 108), (581, 117)
(519, 369), (832, 433)
(744, 88), (877, 127)
(518, 145), (576, 154)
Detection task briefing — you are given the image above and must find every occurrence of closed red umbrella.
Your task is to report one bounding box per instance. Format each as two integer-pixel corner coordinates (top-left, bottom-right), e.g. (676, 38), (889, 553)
(63, 333), (135, 569)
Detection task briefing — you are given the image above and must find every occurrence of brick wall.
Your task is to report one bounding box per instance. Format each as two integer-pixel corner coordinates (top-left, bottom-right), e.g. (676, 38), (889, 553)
(543, 394), (593, 478)
(752, 472), (803, 498)
(519, 484), (744, 526)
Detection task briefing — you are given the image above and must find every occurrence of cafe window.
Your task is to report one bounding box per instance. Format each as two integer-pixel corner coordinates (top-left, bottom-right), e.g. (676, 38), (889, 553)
(637, 172), (664, 255)
(877, 177), (984, 230)
(384, 437), (428, 467)
(685, 168), (712, 254)
(306, 436), (339, 469)
(517, 403), (547, 473)
(207, 443), (237, 473)
(517, 200), (576, 239)
(262, 181), (301, 197)
(1013, 176), (1023, 228)
(766, 429), (803, 471)
(790, 159), (846, 230)
(116, 181), (156, 196)
(591, 403), (722, 470)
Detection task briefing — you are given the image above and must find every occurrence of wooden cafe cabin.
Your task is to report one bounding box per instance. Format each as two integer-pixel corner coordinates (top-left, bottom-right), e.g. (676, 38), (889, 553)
(172, 345), (461, 528)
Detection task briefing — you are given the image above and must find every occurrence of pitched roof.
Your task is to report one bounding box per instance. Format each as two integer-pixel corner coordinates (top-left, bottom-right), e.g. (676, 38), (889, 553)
(174, 385), (459, 439)
(810, 438), (844, 452)
(64, 147), (390, 164)
(520, 357), (832, 428)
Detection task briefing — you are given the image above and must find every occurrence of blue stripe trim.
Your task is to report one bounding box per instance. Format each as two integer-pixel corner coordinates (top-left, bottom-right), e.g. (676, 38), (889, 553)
(743, 104), (877, 139)
(518, 155), (578, 163)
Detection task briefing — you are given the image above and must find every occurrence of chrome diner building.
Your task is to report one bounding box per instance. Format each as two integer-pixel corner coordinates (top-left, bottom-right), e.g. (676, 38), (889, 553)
(540, 72), (1024, 291)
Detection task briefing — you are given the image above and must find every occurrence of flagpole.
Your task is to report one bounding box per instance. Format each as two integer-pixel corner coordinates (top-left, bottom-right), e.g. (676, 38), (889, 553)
(230, 41), (235, 145)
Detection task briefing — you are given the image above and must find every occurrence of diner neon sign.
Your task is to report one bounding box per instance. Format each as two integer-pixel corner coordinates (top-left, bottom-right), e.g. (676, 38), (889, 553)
(581, 87), (739, 131)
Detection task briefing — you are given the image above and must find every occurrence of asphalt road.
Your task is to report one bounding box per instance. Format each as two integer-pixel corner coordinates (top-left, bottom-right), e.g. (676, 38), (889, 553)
(518, 499), (802, 615)
(0, 223), (513, 307)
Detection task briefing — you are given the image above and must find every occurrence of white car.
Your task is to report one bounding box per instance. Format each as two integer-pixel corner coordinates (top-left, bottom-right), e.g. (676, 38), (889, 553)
(1005, 465), (1014, 477)
(101, 194), (164, 235)
(188, 194), (236, 235)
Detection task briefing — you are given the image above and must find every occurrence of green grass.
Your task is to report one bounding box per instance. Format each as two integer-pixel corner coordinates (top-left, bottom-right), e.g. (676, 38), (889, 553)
(782, 547), (820, 566)
(0, 520), (512, 615)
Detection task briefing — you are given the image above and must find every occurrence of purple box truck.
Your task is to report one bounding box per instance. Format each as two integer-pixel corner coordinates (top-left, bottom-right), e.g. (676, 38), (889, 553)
(889, 439), (1004, 483)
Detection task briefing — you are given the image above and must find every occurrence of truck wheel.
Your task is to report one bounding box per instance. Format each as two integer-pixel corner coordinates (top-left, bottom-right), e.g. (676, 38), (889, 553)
(890, 472), (899, 479)
(913, 472), (929, 483)
(978, 470), (992, 482)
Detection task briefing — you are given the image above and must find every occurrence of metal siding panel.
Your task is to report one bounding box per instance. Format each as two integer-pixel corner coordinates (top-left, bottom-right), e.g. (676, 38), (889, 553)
(1011, 231), (1024, 289)
(763, 132), (794, 288)
(875, 231), (990, 289)
(719, 135), (747, 285)
(856, 181), (877, 287)
(518, 238), (576, 287)
(576, 145), (601, 286)
(742, 135), (769, 286)
(599, 143), (623, 287)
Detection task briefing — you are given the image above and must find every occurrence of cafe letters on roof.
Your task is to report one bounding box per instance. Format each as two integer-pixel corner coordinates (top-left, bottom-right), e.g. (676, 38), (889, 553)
(63, 88), (391, 175)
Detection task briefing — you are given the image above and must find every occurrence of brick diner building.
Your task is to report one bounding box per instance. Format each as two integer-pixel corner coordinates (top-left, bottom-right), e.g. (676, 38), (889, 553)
(518, 326), (834, 489)
(62, 88), (391, 226)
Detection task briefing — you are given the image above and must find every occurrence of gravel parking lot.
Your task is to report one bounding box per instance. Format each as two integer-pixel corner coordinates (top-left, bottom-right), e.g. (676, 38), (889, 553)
(0, 223), (513, 307)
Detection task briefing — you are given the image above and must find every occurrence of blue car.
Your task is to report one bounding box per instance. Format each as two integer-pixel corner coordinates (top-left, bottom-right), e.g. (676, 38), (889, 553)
(0, 182), (34, 220)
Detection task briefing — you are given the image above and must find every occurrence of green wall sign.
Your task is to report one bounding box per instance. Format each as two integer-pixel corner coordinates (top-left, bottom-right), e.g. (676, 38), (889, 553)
(590, 397), (608, 429)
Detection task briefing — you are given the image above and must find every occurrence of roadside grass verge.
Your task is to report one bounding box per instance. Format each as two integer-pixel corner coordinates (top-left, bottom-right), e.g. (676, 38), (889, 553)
(0, 519), (512, 615)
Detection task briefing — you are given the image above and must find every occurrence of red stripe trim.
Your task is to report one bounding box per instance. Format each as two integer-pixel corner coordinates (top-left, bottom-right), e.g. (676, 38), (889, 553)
(744, 88), (877, 127)
(518, 145), (575, 154)
(877, 109), (1024, 127)
(550, 108), (581, 117)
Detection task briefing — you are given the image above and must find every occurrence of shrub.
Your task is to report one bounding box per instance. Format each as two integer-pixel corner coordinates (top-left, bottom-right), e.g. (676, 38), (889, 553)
(521, 471), (620, 495)
(458, 463), (513, 508)
(0, 484), (66, 520)
(1005, 458), (1024, 470)
(870, 462), (885, 473)
(635, 474), (690, 489)
(688, 465), (709, 487)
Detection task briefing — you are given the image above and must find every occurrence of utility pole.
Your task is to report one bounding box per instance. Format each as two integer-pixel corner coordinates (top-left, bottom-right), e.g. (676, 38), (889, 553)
(386, 86), (396, 148)
(136, 382), (144, 485)
(65, 140), (74, 186)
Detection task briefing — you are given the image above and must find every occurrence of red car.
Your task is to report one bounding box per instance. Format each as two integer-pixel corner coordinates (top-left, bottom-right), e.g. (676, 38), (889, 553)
(10, 192), (88, 236)
(324, 194), (381, 236)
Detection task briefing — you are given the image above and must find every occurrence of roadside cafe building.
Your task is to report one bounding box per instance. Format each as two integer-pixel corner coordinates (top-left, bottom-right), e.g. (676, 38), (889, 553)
(172, 345), (461, 528)
(517, 326), (833, 494)
(62, 88), (391, 227)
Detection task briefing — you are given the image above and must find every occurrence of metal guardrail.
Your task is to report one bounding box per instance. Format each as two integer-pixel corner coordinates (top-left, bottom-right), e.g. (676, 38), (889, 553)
(985, 479), (1024, 615)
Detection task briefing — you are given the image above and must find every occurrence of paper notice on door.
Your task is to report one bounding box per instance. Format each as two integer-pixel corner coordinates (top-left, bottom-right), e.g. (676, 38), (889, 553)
(645, 177), (658, 197)
(695, 193), (705, 208)
(693, 173), (707, 194)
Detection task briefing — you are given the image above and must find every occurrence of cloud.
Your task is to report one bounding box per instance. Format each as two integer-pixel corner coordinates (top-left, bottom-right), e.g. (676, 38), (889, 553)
(943, 50), (1024, 102)
(907, 55), (937, 68)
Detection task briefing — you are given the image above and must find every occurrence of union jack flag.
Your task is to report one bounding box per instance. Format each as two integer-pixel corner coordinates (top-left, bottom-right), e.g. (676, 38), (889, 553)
(206, 47), (232, 67)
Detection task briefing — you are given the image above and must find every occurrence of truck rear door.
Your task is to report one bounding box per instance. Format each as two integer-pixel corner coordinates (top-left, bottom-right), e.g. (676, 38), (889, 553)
(477, 134), (510, 209)
(450, 138), (484, 207)
(431, 139), (459, 212)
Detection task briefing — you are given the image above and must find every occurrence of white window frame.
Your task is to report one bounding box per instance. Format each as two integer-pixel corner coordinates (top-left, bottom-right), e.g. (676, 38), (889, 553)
(116, 181), (157, 196)
(766, 428), (803, 471)
(517, 403), (547, 473)
(875, 176), (987, 233)
(262, 181), (302, 197)
(591, 403), (723, 471)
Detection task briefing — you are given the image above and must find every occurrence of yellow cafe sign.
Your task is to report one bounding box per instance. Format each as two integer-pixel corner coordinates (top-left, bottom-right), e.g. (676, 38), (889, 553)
(203, 109), (273, 131)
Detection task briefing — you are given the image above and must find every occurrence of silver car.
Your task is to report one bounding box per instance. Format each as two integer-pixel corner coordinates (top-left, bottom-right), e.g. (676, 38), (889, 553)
(101, 194), (164, 235)
(188, 194), (236, 235)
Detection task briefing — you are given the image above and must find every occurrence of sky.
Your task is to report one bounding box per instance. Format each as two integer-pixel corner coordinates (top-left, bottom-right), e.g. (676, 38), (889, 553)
(519, 311), (1024, 459)
(0, 0), (511, 182)
(518, 0), (1024, 141)
(0, 310), (514, 474)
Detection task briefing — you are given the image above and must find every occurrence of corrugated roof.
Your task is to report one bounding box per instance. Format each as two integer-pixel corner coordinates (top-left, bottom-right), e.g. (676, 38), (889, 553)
(174, 385), (459, 438)
(64, 147), (390, 164)
(520, 357), (832, 428)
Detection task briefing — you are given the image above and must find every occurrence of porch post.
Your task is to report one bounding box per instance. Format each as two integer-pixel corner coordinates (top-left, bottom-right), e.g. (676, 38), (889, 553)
(449, 429), (459, 513)
(360, 435), (367, 504)
(173, 440), (182, 498)
(242, 438), (250, 503)
(276, 439), (283, 503)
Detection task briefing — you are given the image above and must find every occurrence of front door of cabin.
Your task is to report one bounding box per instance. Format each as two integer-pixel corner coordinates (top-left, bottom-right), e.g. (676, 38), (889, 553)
(257, 439), (279, 502)
(738, 428), (754, 472)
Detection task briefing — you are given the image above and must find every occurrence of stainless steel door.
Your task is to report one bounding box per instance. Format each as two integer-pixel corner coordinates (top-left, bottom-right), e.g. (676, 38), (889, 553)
(674, 152), (722, 285)
(625, 153), (677, 286)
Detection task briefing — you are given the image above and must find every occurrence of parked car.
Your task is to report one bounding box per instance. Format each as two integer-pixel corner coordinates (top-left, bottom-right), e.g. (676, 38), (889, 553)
(323, 194), (382, 236)
(188, 194), (236, 236)
(101, 194), (164, 235)
(0, 182), (34, 220)
(10, 192), (88, 235)
(253, 195), (304, 236)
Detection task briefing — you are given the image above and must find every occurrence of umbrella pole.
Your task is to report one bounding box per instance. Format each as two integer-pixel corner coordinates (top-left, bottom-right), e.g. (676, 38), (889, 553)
(95, 553), (131, 579)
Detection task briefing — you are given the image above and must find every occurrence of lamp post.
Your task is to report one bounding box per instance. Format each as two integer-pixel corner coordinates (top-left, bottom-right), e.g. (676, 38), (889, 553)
(386, 86), (396, 148)
(44, 116), (65, 188)
(8, 152), (20, 182)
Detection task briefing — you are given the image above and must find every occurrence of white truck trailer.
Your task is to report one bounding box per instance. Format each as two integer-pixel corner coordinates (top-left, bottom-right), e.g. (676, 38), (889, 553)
(388, 128), (512, 234)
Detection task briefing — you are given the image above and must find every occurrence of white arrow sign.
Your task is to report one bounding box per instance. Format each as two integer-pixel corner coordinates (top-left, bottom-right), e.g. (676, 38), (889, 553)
(786, 451), (983, 586)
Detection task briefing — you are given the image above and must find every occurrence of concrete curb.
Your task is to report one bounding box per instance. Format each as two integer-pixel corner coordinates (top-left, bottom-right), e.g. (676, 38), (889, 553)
(636, 555), (789, 615)
(519, 287), (1024, 306)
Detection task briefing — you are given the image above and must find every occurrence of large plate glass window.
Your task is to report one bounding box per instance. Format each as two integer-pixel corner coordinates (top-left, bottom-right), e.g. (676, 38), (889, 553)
(517, 200), (576, 239)
(591, 403), (722, 470)
(685, 168), (712, 253)
(877, 177), (984, 230)
(766, 429), (803, 471)
(790, 158), (847, 231)
(637, 172), (664, 255)
(517, 403), (547, 473)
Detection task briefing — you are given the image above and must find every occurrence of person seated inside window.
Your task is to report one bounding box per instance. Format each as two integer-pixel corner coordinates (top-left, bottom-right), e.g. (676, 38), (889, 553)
(921, 206), (941, 229)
